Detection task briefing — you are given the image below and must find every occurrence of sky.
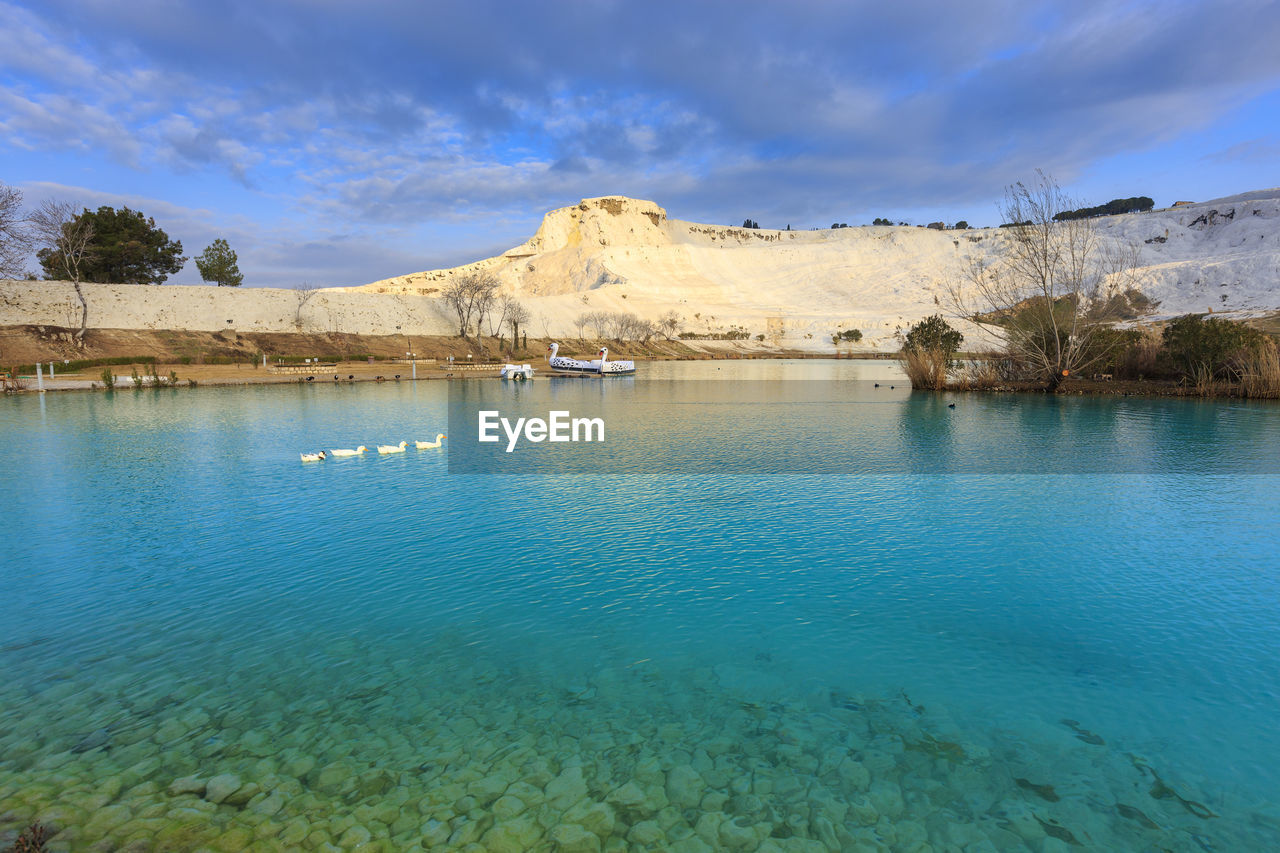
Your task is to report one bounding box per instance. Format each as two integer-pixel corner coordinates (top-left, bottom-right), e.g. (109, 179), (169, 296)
(2, 0), (1279, 288)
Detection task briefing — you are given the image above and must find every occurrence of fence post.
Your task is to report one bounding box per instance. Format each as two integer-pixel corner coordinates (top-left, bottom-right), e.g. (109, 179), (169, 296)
(36, 363), (45, 392)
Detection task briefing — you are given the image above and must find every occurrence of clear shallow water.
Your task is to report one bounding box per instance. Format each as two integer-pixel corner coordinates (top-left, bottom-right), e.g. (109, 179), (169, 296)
(2, 361), (1279, 852)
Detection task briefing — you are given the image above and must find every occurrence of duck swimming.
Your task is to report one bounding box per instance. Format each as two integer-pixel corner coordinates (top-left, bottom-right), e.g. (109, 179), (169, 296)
(300, 451), (327, 462)
(377, 441), (407, 454)
(329, 446), (367, 457)
(415, 434), (446, 449)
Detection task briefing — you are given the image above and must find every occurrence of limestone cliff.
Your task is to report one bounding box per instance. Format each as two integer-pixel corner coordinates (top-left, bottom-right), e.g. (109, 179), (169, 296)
(343, 191), (1280, 348)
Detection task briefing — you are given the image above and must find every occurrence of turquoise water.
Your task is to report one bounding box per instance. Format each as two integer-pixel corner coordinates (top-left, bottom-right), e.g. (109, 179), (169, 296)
(2, 360), (1279, 851)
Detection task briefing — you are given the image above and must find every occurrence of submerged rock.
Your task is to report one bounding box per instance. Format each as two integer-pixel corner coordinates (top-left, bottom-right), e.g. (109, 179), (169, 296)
(666, 765), (706, 809)
(563, 800), (617, 839)
(546, 766), (588, 809)
(550, 823), (602, 853)
(167, 775), (206, 797)
(71, 728), (111, 753)
(483, 815), (544, 853)
(203, 773), (242, 805)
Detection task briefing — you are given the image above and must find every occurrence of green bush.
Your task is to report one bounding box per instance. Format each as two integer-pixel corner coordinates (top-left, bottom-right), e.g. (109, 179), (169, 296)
(1053, 196), (1154, 221)
(903, 315), (963, 361)
(1160, 314), (1266, 379)
(15, 355), (156, 375)
(1078, 327), (1144, 375)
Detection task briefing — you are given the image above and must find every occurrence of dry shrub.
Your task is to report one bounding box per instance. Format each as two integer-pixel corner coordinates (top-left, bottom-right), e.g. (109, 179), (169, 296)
(1237, 337), (1280, 399)
(1117, 328), (1162, 379)
(950, 355), (1002, 390)
(1191, 363), (1219, 397)
(2, 370), (27, 392)
(900, 347), (948, 390)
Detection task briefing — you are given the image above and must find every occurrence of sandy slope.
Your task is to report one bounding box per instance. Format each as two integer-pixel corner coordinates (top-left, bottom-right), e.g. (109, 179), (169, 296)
(3, 191), (1278, 352)
(346, 192), (1280, 349)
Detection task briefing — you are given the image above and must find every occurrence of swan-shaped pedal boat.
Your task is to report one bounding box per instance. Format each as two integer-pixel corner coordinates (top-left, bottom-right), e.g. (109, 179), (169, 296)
(415, 434), (446, 449)
(329, 445), (366, 457)
(546, 343), (636, 375)
(547, 342), (597, 373)
(377, 441), (407, 454)
(300, 451), (327, 462)
(596, 346), (636, 375)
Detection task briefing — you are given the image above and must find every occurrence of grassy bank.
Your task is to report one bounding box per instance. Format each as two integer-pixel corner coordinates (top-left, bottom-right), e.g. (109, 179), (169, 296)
(1, 325), (832, 371)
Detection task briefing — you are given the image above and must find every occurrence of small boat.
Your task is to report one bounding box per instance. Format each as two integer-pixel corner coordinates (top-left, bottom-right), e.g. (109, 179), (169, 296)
(377, 441), (407, 454)
(547, 343), (598, 374)
(415, 434), (446, 449)
(546, 343), (636, 375)
(500, 364), (535, 381)
(597, 346), (636, 375)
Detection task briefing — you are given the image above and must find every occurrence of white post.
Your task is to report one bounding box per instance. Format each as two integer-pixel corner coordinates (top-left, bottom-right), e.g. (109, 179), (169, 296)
(412, 358), (417, 380)
(49, 362), (55, 378)
(36, 363), (45, 392)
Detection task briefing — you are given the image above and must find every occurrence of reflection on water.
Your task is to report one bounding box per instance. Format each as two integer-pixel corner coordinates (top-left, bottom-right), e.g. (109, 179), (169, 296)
(1, 364), (1278, 851)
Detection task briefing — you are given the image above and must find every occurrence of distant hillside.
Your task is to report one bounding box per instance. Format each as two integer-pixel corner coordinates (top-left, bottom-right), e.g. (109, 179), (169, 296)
(343, 192), (1280, 349)
(4, 191), (1278, 353)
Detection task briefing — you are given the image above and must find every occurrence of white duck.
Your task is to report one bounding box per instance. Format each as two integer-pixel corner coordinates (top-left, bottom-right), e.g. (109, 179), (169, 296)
(415, 434), (446, 449)
(300, 451), (327, 462)
(329, 445), (367, 457)
(377, 441), (407, 454)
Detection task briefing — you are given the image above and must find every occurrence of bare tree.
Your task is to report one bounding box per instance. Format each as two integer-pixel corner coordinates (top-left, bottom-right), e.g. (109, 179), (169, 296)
(294, 281), (318, 331)
(583, 310), (610, 339)
(486, 292), (513, 338)
(573, 312), (590, 339)
(634, 317), (657, 344)
(0, 182), (30, 279)
(506, 299), (531, 349)
(951, 171), (1136, 390)
(657, 309), (681, 339)
(538, 312), (553, 338)
(442, 272), (498, 338)
(28, 200), (95, 342)
(606, 311), (634, 340)
(615, 312), (656, 342)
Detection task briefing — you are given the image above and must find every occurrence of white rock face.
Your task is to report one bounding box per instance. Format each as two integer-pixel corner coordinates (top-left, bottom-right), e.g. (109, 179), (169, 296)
(348, 190), (1280, 349)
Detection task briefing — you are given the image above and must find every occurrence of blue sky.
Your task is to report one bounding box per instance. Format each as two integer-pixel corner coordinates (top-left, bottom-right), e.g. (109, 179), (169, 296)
(3, 0), (1278, 288)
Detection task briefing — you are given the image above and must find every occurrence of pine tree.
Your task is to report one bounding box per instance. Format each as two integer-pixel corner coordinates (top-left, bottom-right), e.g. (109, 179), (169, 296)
(195, 238), (244, 287)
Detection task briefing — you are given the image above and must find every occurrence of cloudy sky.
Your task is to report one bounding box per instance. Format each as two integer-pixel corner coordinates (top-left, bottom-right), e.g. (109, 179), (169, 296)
(3, 0), (1279, 287)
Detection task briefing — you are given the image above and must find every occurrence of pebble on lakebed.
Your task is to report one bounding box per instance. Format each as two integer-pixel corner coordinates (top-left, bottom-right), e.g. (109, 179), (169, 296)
(0, 631), (1265, 852)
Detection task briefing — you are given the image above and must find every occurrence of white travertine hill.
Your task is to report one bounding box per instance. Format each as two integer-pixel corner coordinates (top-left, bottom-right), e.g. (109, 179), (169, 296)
(343, 192), (1280, 349)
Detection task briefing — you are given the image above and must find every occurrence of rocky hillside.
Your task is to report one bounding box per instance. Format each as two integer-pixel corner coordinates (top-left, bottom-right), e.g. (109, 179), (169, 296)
(347, 192), (1280, 348)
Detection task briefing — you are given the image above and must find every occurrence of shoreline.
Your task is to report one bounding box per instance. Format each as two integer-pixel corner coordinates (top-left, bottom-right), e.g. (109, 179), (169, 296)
(7, 358), (1275, 403)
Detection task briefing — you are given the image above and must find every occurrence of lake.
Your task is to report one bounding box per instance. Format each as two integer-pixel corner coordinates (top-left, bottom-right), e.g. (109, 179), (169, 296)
(2, 359), (1278, 851)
